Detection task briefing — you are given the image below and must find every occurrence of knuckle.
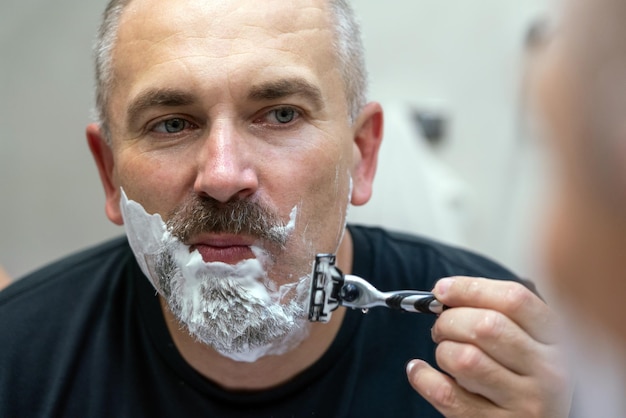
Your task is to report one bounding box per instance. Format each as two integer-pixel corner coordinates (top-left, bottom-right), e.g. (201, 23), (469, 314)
(503, 282), (533, 313)
(455, 344), (483, 372)
(473, 310), (506, 340)
(461, 277), (482, 298)
(432, 379), (457, 409)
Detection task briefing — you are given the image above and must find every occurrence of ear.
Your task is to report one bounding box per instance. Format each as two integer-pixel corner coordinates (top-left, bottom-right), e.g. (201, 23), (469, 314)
(350, 101), (384, 206)
(86, 123), (124, 225)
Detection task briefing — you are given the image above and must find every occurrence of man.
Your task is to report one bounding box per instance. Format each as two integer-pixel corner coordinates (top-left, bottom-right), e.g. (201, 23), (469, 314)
(533, 0), (626, 415)
(0, 0), (569, 416)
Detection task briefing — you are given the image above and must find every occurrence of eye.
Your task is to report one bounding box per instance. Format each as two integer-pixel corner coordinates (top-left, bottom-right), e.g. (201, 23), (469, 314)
(264, 106), (300, 125)
(151, 117), (195, 134)
(273, 107), (296, 123)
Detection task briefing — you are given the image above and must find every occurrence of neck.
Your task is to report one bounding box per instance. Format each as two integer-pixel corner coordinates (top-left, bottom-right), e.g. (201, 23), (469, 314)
(160, 229), (354, 390)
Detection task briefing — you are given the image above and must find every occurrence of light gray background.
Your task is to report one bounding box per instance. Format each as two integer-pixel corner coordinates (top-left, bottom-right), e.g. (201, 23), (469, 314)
(0, 0), (550, 281)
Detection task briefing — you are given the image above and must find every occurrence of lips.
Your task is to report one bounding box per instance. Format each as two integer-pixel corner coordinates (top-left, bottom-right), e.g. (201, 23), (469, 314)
(188, 235), (257, 264)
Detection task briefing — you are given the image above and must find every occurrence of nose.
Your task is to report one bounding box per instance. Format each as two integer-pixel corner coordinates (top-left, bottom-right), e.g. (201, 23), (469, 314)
(193, 121), (259, 203)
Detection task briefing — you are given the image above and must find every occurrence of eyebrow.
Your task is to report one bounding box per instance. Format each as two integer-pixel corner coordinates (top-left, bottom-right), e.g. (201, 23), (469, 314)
(125, 78), (324, 125)
(126, 88), (197, 124)
(247, 78), (324, 110)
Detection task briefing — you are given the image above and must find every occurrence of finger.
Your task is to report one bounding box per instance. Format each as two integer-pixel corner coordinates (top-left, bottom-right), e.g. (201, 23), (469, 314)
(432, 307), (541, 375)
(435, 340), (528, 407)
(433, 276), (557, 344)
(406, 359), (501, 418)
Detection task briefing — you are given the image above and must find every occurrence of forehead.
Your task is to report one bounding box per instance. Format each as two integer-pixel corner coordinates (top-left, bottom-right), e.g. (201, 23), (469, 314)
(112, 0), (337, 88)
(121, 0), (331, 42)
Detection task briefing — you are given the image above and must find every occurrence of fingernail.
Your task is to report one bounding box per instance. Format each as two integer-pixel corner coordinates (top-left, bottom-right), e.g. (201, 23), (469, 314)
(435, 277), (454, 296)
(406, 359), (427, 375)
(406, 360), (418, 375)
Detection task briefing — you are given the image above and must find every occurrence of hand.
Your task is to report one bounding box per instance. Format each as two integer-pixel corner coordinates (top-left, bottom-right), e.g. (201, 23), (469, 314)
(406, 276), (571, 417)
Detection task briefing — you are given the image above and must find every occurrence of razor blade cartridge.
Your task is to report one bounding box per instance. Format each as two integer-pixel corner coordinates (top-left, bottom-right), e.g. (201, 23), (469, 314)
(307, 254), (344, 323)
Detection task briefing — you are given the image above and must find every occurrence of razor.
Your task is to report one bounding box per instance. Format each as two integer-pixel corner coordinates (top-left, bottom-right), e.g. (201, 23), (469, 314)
(308, 254), (446, 323)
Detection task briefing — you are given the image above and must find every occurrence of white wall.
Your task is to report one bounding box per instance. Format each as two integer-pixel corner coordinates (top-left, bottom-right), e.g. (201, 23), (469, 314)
(0, 0), (550, 280)
(0, 0), (121, 278)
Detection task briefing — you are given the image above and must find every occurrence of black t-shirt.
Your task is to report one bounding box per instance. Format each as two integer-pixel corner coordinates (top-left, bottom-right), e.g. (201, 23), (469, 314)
(0, 225), (520, 417)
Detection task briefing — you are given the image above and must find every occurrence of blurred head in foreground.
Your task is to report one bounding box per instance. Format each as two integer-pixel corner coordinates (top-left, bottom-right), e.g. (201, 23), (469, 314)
(534, 0), (626, 346)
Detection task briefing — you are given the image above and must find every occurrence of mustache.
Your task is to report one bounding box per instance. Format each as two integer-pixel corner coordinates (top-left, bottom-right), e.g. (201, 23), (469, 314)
(166, 195), (289, 247)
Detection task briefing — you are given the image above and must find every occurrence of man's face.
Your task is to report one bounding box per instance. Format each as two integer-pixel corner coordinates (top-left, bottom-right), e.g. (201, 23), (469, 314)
(92, 0), (379, 358)
(107, 0), (356, 276)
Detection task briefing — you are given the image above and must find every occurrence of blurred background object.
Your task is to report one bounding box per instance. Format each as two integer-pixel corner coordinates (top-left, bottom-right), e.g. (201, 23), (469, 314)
(348, 101), (472, 248)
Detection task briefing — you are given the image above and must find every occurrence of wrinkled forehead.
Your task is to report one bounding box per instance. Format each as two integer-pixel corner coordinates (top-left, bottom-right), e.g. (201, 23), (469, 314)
(116, 0), (334, 50)
(109, 0), (342, 107)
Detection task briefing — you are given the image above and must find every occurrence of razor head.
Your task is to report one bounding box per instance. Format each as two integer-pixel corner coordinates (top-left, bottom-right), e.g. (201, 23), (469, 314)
(307, 254), (345, 323)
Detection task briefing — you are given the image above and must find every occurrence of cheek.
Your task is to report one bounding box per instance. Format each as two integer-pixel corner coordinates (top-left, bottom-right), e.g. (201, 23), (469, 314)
(281, 144), (352, 250)
(113, 149), (193, 216)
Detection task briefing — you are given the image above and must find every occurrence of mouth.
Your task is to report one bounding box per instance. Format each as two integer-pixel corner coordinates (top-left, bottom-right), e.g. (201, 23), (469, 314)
(188, 235), (258, 264)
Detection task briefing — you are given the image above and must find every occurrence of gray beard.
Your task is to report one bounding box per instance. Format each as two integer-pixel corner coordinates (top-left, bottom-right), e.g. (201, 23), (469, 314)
(154, 248), (308, 362)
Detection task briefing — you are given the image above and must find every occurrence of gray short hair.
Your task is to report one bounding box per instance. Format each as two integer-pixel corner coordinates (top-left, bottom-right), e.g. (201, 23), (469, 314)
(93, 0), (368, 144)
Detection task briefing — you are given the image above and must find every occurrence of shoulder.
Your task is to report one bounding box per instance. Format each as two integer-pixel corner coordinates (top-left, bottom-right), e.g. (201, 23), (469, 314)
(0, 236), (133, 308)
(348, 224), (519, 288)
(0, 236), (139, 414)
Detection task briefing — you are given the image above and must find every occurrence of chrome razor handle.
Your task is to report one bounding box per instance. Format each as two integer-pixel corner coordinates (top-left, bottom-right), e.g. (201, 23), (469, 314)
(339, 275), (446, 314)
(384, 291), (445, 314)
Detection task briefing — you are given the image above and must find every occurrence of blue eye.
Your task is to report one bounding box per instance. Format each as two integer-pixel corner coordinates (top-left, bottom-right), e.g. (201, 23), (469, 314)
(259, 106), (302, 126)
(272, 107), (296, 124)
(152, 118), (191, 133)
